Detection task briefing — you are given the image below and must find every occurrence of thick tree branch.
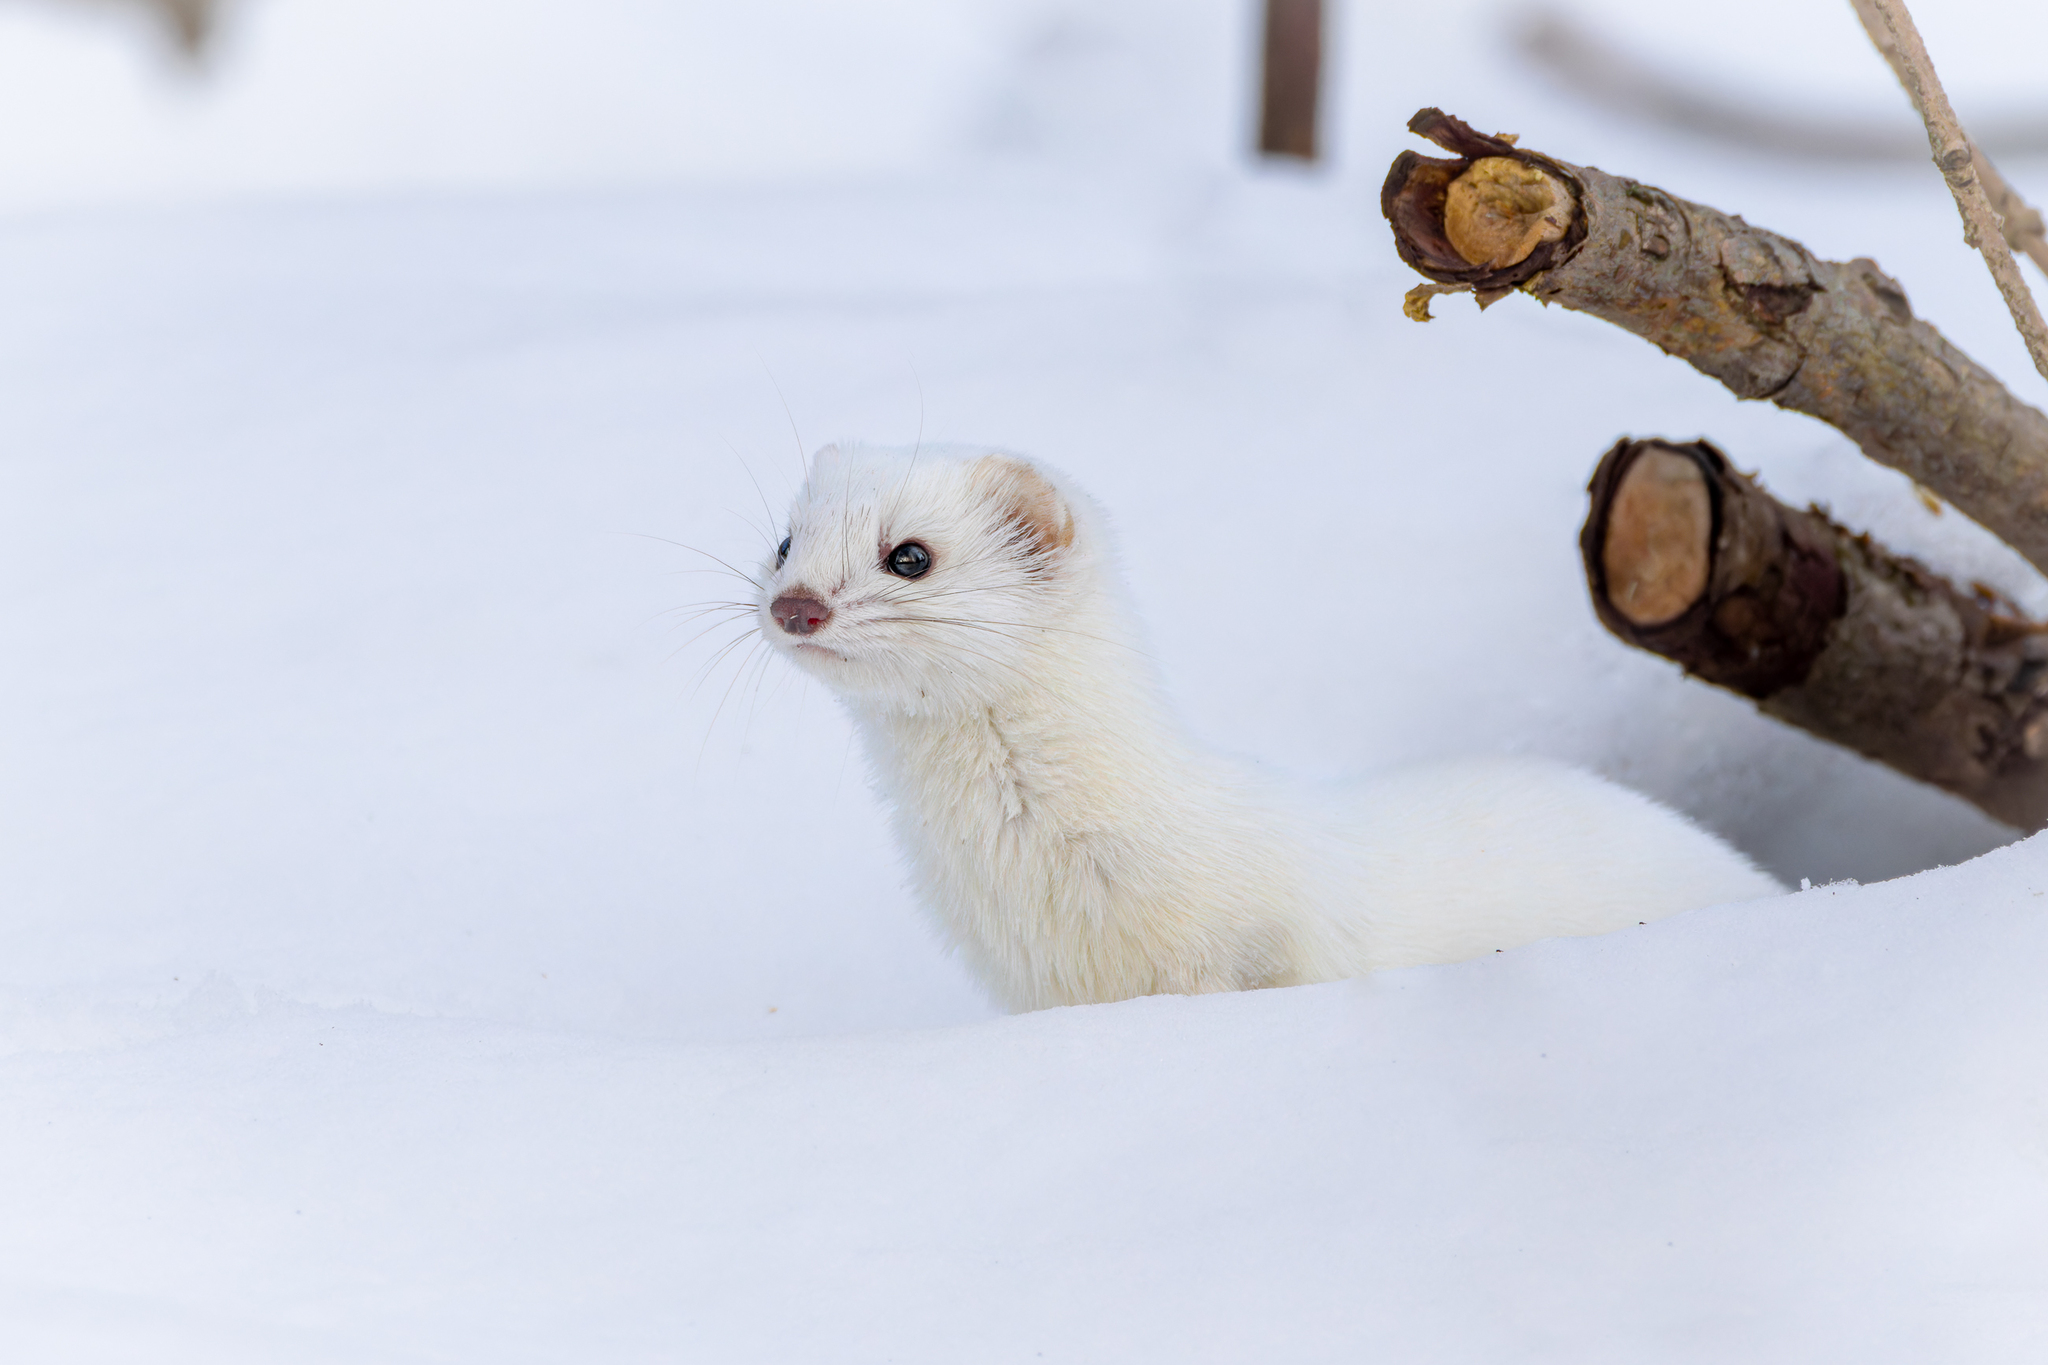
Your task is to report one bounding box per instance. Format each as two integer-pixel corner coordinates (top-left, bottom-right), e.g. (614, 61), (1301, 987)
(1584, 438), (2048, 830)
(1383, 109), (2048, 575)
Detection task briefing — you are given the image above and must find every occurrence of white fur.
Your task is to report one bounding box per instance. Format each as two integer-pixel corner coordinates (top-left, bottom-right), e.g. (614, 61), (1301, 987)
(755, 443), (1784, 1011)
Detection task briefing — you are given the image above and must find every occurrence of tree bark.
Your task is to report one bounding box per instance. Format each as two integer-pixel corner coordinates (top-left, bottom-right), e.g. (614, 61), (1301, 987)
(1383, 108), (2048, 577)
(1584, 437), (2048, 830)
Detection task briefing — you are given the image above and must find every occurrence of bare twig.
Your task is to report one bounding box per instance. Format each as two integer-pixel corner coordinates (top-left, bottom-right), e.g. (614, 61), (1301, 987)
(1862, 0), (2048, 385)
(1849, 0), (2048, 278)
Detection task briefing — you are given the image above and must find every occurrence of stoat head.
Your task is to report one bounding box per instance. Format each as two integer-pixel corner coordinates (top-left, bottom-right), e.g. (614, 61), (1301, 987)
(758, 443), (1090, 711)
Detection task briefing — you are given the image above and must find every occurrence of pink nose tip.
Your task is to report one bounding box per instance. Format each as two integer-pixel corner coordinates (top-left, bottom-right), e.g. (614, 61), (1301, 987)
(771, 594), (832, 636)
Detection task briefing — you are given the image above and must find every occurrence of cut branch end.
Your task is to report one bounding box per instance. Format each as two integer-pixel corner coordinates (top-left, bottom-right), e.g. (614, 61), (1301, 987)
(1381, 108), (1588, 292)
(1601, 448), (1711, 626)
(1444, 158), (1575, 271)
(1584, 437), (2048, 831)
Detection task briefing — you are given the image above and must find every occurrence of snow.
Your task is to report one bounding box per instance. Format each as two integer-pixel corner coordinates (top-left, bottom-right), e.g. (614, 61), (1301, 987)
(4, 0), (2048, 1357)
(8, 862), (2048, 1360)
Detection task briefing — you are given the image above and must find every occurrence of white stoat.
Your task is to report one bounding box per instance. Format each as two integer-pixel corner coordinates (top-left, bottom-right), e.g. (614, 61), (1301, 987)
(753, 442), (1782, 1011)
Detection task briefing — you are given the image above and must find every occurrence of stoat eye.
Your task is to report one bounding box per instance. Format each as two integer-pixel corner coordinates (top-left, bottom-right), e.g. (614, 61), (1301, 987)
(776, 535), (791, 568)
(885, 541), (932, 579)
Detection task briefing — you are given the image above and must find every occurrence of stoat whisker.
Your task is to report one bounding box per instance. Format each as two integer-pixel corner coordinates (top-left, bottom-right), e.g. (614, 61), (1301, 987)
(861, 618), (1055, 672)
(867, 611), (1150, 658)
(760, 363), (809, 495)
(657, 601), (756, 622)
(662, 623), (754, 668)
(848, 622), (1033, 686)
(685, 626), (765, 703)
(865, 613), (1083, 649)
(625, 534), (769, 592)
(735, 635), (783, 745)
(912, 542), (1052, 583)
(874, 369), (930, 554)
(671, 601), (761, 618)
(899, 635), (1036, 688)
(657, 602), (756, 641)
(719, 434), (784, 551)
(858, 541), (1008, 585)
(695, 635), (769, 775)
(725, 505), (778, 552)
(681, 622), (759, 684)
(667, 613), (760, 661)
(662, 568), (766, 581)
(864, 580), (1037, 614)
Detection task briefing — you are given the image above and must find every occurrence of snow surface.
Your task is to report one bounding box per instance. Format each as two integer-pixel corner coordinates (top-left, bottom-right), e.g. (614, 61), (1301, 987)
(4, 0), (2048, 1358)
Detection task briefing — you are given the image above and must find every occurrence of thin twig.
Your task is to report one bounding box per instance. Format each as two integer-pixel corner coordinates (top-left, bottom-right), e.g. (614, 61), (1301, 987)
(1849, 0), (2048, 278)
(1862, 0), (2048, 385)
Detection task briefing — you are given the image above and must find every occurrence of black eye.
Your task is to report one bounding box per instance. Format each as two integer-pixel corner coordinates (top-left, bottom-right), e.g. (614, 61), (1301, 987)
(886, 541), (932, 578)
(776, 535), (791, 568)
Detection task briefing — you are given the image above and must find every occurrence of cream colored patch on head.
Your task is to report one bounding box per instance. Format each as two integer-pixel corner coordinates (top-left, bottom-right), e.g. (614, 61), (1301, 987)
(972, 455), (1074, 555)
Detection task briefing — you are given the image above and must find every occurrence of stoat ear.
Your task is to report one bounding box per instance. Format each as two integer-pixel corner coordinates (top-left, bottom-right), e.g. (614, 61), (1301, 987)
(808, 443), (843, 473)
(971, 455), (1075, 555)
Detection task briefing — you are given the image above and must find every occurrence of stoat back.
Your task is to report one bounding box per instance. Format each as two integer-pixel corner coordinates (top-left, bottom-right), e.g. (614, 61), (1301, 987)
(1332, 756), (1783, 970)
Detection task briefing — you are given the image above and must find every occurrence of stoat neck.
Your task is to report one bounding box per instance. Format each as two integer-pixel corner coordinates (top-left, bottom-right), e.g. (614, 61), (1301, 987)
(849, 627), (1211, 843)
(842, 613), (1316, 1010)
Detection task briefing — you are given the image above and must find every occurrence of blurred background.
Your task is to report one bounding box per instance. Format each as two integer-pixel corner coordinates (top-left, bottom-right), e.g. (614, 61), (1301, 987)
(4, 0), (2048, 1045)
(1, 0), (2043, 210)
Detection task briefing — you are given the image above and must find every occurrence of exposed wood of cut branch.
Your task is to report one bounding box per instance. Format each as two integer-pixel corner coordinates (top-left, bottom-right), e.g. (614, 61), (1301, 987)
(1585, 438), (2048, 831)
(1382, 109), (2048, 574)
(1859, 0), (2048, 384)
(1257, 0), (1323, 161)
(1849, 0), (2048, 277)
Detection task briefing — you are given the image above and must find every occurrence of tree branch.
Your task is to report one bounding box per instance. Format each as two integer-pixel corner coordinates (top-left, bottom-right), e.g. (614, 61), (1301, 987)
(1859, 0), (2048, 381)
(1382, 109), (2048, 574)
(1584, 437), (2048, 830)
(1848, 0), (2048, 277)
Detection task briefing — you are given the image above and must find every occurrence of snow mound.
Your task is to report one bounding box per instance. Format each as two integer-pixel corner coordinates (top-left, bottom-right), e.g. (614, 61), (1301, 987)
(4, 851), (2046, 1361)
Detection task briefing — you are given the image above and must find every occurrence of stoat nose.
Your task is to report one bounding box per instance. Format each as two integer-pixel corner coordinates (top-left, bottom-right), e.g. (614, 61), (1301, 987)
(771, 593), (832, 636)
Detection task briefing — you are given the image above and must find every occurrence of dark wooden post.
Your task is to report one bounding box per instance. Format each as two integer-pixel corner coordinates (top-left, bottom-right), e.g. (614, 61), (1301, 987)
(1258, 0), (1323, 161)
